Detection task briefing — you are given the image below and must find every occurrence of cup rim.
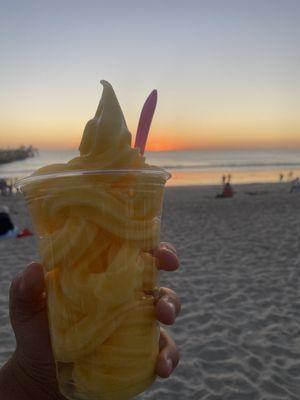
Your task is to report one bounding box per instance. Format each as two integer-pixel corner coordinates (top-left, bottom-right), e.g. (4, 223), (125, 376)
(15, 168), (171, 191)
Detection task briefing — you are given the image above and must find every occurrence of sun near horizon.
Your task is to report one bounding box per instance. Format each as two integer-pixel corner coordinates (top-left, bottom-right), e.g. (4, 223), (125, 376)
(1, 1), (299, 154)
(1, 129), (299, 152)
(1, 115), (299, 152)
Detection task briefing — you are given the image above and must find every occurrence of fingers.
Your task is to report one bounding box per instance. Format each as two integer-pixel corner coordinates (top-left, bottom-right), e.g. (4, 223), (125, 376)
(10, 262), (45, 325)
(154, 242), (179, 271)
(156, 328), (179, 378)
(155, 287), (181, 325)
(152, 243), (181, 378)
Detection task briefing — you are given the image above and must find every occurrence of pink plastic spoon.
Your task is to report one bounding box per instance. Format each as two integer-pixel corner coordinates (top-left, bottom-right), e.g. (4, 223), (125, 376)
(134, 89), (157, 155)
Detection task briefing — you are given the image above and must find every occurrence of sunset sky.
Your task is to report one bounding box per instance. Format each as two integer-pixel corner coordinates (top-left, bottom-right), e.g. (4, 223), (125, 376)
(1, 0), (299, 151)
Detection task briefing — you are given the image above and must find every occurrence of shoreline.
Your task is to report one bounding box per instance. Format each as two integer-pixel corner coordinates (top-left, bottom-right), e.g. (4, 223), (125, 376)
(0, 149), (299, 187)
(166, 168), (299, 187)
(166, 181), (291, 189)
(0, 170), (298, 189)
(166, 182), (295, 193)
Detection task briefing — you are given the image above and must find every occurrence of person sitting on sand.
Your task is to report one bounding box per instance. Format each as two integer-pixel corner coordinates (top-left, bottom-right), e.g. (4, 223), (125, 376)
(0, 206), (33, 239)
(0, 242), (181, 399)
(223, 182), (233, 197)
(216, 182), (234, 198)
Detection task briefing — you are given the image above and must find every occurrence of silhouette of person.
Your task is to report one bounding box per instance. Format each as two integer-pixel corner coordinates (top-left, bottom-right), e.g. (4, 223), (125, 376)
(223, 182), (234, 197)
(216, 182), (234, 198)
(279, 173), (284, 182)
(288, 171), (293, 181)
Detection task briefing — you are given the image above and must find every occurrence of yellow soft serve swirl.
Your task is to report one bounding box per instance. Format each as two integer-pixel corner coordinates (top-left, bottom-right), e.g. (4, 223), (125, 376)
(79, 80), (132, 158)
(23, 81), (167, 400)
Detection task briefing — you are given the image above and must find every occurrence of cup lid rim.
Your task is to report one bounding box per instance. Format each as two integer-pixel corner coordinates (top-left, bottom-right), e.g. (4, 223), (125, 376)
(15, 168), (171, 190)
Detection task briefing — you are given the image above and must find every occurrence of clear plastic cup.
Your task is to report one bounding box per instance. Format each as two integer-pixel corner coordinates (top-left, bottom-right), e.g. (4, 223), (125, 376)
(16, 168), (170, 400)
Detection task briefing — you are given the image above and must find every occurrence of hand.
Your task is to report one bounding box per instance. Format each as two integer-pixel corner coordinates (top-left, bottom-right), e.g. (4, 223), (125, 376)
(3, 242), (180, 399)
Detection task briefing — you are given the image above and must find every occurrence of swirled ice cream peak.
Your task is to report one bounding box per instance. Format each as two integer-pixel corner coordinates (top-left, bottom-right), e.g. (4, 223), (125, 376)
(79, 80), (132, 157)
(33, 80), (146, 175)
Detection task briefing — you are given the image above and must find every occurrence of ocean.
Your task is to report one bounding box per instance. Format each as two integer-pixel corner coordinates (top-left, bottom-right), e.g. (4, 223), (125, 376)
(0, 148), (299, 186)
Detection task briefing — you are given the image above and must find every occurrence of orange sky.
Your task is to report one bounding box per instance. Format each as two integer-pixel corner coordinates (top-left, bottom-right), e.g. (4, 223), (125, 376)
(1, 81), (299, 152)
(1, 1), (300, 152)
(1, 123), (299, 151)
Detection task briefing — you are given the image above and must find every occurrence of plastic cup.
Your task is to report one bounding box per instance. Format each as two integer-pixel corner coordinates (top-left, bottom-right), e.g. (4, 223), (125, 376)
(16, 168), (170, 400)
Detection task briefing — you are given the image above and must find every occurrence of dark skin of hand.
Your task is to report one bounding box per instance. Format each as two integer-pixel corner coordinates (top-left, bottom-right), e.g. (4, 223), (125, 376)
(0, 242), (181, 399)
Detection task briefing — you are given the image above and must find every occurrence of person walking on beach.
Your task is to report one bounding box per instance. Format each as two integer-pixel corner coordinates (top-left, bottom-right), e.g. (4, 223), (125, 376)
(0, 243), (181, 399)
(279, 173), (284, 182)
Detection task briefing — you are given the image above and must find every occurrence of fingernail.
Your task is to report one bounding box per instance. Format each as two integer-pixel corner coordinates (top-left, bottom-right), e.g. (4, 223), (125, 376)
(161, 242), (177, 254)
(23, 262), (38, 279)
(20, 263), (44, 298)
(18, 272), (27, 297)
(166, 358), (173, 375)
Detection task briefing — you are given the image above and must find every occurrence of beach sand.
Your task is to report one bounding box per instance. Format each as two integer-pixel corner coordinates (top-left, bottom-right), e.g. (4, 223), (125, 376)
(0, 183), (300, 399)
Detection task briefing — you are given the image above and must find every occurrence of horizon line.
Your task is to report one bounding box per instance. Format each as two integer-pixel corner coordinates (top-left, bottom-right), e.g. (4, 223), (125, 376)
(3, 145), (298, 152)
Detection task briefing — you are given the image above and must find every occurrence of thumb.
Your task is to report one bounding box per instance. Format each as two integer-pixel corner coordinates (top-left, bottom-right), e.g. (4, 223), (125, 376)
(9, 263), (64, 398)
(9, 262), (51, 358)
(10, 262), (45, 326)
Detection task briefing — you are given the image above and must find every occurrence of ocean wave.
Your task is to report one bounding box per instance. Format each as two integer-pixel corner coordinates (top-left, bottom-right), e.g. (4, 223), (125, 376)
(1, 161), (300, 179)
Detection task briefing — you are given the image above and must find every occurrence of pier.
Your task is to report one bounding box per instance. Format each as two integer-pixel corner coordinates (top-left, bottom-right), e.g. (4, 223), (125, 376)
(0, 146), (37, 165)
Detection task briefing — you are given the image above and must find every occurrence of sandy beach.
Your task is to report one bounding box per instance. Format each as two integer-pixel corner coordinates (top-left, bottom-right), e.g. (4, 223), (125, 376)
(1, 183), (300, 399)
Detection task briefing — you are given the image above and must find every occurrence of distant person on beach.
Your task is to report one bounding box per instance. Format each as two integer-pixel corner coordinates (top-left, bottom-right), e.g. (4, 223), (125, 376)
(279, 173), (284, 182)
(223, 182), (234, 197)
(288, 171), (293, 181)
(216, 182), (234, 198)
(0, 243), (181, 398)
(0, 206), (33, 238)
(221, 174), (232, 185)
(0, 179), (12, 196)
